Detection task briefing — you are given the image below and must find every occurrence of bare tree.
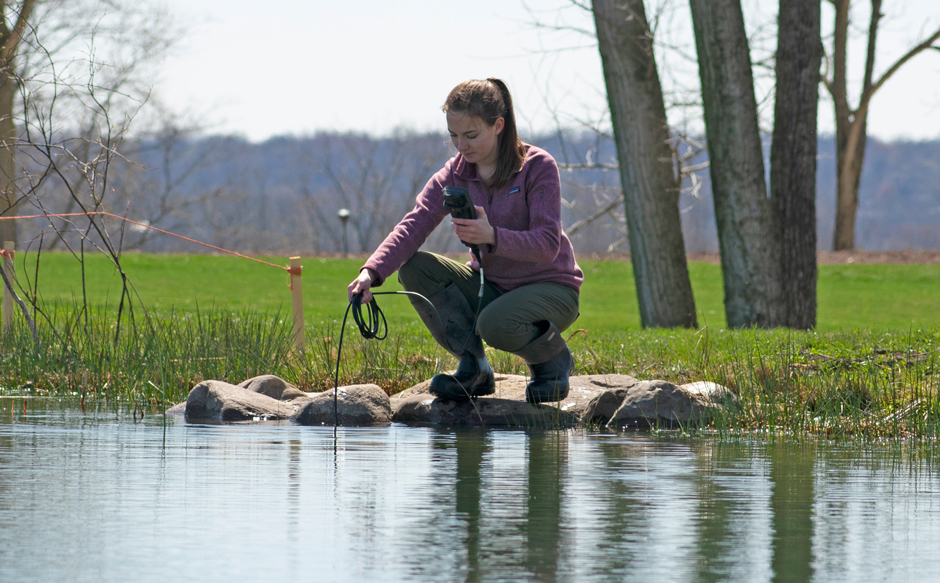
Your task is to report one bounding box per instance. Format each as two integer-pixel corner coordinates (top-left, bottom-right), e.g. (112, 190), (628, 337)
(593, 0), (697, 328)
(298, 131), (449, 253)
(100, 116), (234, 251)
(771, 0), (822, 329)
(689, 0), (783, 328)
(1, 0), (179, 251)
(0, 0), (181, 344)
(825, 0), (940, 250)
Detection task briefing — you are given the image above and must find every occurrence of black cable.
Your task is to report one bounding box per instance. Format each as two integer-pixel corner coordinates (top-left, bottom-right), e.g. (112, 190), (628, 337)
(332, 270), (486, 426)
(350, 293), (388, 340)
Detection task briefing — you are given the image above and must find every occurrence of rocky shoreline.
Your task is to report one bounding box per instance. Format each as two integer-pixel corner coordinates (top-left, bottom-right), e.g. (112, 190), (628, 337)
(168, 373), (737, 429)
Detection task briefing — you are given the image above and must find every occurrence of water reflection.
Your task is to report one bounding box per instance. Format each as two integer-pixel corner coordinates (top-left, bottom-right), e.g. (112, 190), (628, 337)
(1, 407), (939, 583)
(770, 441), (816, 583)
(691, 440), (756, 582)
(525, 431), (564, 581)
(455, 429), (487, 582)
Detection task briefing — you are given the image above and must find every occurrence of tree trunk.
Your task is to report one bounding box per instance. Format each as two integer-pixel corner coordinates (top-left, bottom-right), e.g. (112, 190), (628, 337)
(828, 0), (940, 250)
(689, 0), (782, 328)
(0, 65), (16, 246)
(831, 0), (877, 251)
(771, 0), (821, 329)
(832, 119), (867, 251)
(592, 0), (697, 328)
(0, 0), (37, 247)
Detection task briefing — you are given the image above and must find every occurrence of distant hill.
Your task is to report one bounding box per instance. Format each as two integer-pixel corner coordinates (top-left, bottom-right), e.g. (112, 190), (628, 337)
(21, 131), (938, 255)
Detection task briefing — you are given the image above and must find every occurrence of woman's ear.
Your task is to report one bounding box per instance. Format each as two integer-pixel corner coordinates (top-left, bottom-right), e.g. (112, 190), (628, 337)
(494, 117), (505, 135)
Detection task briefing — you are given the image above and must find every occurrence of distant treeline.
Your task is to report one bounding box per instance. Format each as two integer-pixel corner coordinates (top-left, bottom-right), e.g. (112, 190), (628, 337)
(21, 130), (939, 255)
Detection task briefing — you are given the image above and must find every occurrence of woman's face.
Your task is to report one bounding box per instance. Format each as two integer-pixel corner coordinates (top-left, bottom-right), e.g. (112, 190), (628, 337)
(447, 111), (504, 168)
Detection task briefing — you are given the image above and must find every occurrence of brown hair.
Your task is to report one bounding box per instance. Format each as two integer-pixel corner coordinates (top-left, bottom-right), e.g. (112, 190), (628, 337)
(442, 78), (526, 188)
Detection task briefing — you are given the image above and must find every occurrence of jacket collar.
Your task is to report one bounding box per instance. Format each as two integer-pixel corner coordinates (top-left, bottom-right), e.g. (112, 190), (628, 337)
(453, 153), (480, 182)
(452, 144), (532, 182)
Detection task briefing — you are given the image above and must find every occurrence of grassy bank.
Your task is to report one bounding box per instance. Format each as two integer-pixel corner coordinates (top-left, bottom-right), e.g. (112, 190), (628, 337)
(1, 252), (938, 437)
(2, 310), (936, 438)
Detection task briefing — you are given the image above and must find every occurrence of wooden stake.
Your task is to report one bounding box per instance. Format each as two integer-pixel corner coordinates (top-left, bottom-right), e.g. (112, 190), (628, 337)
(289, 256), (305, 352)
(2, 241), (12, 334)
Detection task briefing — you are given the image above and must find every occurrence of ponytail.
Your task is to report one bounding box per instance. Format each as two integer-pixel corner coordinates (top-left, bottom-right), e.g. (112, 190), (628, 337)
(485, 78), (527, 188)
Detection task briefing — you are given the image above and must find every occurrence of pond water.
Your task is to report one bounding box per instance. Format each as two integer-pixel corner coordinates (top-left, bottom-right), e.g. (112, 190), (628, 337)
(1, 401), (939, 583)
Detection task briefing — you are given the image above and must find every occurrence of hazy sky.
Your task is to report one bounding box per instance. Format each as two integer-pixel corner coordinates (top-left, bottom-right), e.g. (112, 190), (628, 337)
(159, 0), (940, 142)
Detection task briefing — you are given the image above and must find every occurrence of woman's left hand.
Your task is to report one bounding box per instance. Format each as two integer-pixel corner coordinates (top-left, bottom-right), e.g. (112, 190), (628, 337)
(452, 205), (496, 246)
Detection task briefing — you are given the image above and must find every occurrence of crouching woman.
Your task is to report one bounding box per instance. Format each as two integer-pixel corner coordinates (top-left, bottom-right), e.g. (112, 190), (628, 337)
(347, 78), (583, 403)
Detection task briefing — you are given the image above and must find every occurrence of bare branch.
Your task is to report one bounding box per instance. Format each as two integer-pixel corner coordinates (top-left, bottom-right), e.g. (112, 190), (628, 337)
(558, 162), (619, 171)
(863, 26), (940, 107)
(566, 197), (621, 236)
(0, 252), (39, 345)
(861, 0), (883, 94)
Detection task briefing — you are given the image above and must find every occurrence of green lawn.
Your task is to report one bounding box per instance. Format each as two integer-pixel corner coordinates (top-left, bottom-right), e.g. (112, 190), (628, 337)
(5, 252), (940, 332)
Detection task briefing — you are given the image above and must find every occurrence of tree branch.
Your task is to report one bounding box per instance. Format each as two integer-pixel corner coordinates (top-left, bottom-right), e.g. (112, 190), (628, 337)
(864, 27), (940, 106)
(861, 0), (883, 94)
(566, 197), (621, 236)
(558, 162), (619, 171)
(1, 254), (39, 346)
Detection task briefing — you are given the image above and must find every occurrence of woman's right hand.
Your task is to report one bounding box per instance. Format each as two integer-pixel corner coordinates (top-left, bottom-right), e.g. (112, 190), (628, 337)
(348, 268), (376, 303)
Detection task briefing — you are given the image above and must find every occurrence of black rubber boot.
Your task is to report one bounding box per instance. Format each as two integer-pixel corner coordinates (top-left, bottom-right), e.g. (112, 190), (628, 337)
(408, 283), (495, 402)
(511, 321), (574, 404)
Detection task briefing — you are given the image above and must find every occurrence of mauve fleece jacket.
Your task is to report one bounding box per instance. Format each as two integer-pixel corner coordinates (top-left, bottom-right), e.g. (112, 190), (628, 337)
(362, 144), (583, 293)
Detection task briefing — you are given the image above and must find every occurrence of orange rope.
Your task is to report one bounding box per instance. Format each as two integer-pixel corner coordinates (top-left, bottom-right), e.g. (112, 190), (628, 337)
(287, 265), (302, 290)
(0, 211), (290, 272)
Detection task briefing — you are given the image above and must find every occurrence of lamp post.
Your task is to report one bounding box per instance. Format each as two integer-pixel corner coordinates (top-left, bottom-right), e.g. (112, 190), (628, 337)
(337, 208), (351, 258)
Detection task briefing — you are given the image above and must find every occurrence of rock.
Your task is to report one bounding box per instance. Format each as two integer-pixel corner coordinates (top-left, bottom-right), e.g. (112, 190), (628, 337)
(569, 374), (640, 393)
(392, 391), (579, 428)
(606, 379), (736, 429)
(165, 402), (186, 416)
(185, 380), (303, 423)
(584, 391), (628, 425)
(295, 384), (391, 426)
(239, 374), (308, 401)
(390, 373), (639, 427)
(680, 381), (736, 399)
(571, 374), (640, 424)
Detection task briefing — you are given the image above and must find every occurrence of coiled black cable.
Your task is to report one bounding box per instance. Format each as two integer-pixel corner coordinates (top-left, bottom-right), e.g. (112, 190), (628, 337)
(332, 271), (486, 426)
(350, 293), (388, 340)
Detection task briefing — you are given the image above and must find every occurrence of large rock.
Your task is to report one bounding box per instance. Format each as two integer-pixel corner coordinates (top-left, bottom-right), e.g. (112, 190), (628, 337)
(606, 380), (737, 429)
(390, 374), (640, 427)
(295, 384), (392, 426)
(185, 380), (304, 423)
(393, 391), (580, 428)
(570, 374), (640, 424)
(239, 374), (308, 401)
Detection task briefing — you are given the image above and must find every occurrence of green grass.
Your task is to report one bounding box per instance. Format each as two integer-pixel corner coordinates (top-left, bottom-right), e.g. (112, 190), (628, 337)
(1, 251), (938, 438)
(14, 253), (415, 328)
(578, 260), (940, 331)
(9, 252), (940, 331)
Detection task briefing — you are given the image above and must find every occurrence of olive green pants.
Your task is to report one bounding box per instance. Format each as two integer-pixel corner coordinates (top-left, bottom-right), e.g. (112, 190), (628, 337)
(397, 252), (580, 352)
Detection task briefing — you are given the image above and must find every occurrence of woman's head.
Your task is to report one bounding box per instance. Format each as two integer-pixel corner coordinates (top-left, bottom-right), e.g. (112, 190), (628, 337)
(443, 78), (526, 188)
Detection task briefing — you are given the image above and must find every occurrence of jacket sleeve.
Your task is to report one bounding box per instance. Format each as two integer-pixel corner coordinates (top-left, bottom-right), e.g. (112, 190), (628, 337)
(361, 158), (454, 286)
(488, 150), (562, 264)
